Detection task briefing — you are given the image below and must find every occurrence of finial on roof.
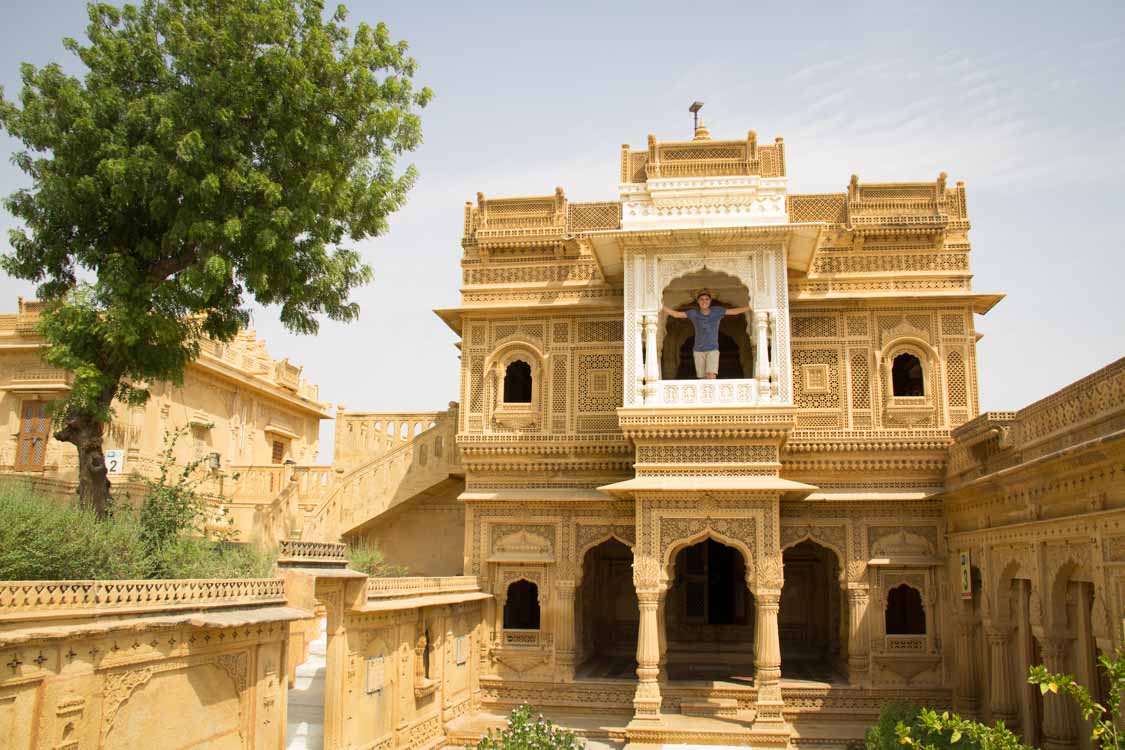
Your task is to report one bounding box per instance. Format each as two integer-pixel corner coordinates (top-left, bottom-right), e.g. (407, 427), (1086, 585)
(693, 117), (711, 141)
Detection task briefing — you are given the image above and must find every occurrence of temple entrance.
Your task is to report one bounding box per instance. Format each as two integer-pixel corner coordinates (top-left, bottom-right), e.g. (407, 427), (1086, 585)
(575, 538), (638, 678)
(665, 538), (755, 682)
(780, 540), (845, 681)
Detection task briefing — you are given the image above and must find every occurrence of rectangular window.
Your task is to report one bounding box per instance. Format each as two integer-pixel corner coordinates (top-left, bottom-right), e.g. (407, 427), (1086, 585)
(15, 400), (50, 471)
(271, 440), (286, 464)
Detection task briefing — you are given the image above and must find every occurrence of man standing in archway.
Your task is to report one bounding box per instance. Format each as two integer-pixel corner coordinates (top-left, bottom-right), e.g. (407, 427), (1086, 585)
(664, 290), (750, 379)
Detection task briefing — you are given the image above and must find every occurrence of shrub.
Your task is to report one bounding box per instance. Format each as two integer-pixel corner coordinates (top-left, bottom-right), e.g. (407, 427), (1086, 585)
(0, 481), (148, 579)
(867, 700), (921, 750)
(346, 539), (408, 577)
(477, 704), (584, 750)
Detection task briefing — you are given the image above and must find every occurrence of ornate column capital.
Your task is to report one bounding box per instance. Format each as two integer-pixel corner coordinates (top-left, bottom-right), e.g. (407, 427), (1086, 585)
(754, 588), (782, 609)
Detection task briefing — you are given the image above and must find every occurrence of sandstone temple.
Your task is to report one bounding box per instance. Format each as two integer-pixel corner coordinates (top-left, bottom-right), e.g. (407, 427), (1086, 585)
(0, 122), (1122, 750)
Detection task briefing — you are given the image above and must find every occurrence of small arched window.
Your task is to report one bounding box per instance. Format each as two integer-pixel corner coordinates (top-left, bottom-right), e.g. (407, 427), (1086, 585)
(503, 579), (540, 629)
(892, 353), (925, 397)
(503, 360), (533, 403)
(885, 584), (926, 634)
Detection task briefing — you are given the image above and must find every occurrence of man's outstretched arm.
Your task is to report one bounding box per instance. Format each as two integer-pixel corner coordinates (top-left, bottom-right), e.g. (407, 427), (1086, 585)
(725, 306), (751, 316)
(663, 306), (688, 319)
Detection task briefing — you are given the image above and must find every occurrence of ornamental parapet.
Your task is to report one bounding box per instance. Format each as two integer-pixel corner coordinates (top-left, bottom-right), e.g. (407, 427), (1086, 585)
(366, 576), (480, 602)
(0, 578), (287, 623)
(945, 357), (1125, 486)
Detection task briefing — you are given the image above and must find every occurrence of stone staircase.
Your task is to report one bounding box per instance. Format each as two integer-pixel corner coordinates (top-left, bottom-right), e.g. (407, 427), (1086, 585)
(300, 405), (461, 542)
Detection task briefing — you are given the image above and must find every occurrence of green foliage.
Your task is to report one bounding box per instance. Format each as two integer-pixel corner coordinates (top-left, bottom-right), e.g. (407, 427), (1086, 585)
(134, 424), (220, 575)
(894, 653), (1125, 750)
(476, 704), (585, 750)
(867, 700), (922, 750)
(345, 539), (407, 577)
(1029, 653), (1125, 750)
(0, 0), (431, 505)
(0, 428), (276, 580)
(0, 480), (148, 579)
(897, 709), (1024, 750)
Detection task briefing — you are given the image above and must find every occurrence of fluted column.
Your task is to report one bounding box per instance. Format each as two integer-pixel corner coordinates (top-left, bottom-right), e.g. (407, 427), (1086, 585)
(767, 311), (780, 400)
(846, 587), (870, 684)
(754, 588), (785, 726)
(643, 314), (660, 401)
(954, 616), (981, 717)
(633, 589), (663, 719)
(555, 579), (577, 681)
(1040, 636), (1079, 750)
(985, 626), (1018, 727)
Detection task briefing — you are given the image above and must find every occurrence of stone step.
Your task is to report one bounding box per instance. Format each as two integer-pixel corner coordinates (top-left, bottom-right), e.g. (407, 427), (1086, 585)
(679, 698), (740, 718)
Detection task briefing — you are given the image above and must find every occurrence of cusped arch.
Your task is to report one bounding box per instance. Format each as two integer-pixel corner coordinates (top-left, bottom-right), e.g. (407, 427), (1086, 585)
(1045, 550), (1096, 632)
(659, 262), (756, 309)
(662, 527), (756, 587)
(485, 339), (548, 373)
(781, 534), (847, 584)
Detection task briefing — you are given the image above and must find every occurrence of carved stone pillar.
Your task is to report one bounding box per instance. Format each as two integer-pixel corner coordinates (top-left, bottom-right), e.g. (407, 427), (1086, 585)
(754, 311), (771, 383)
(634, 315), (646, 403)
(643, 314), (660, 401)
(1040, 636), (1079, 750)
(846, 587), (870, 683)
(767, 311), (780, 400)
(753, 588), (784, 725)
(985, 626), (1018, 727)
(633, 589), (663, 720)
(555, 579), (577, 681)
(954, 616), (981, 717)
(657, 585), (668, 681)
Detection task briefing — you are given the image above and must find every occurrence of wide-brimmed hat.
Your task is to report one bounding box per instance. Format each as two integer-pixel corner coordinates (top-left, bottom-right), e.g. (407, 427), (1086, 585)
(695, 288), (714, 300)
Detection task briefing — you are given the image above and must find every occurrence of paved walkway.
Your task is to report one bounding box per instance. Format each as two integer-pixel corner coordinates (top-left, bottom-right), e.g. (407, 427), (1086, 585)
(286, 619), (326, 750)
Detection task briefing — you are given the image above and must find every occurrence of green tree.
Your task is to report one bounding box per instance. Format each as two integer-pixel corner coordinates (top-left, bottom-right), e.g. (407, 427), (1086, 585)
(0, 0), (431, 517)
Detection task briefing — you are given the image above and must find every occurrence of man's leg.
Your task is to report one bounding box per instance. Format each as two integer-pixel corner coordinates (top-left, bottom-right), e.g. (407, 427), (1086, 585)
(693, 351), (707, 379)
(705, 350), (719, 379)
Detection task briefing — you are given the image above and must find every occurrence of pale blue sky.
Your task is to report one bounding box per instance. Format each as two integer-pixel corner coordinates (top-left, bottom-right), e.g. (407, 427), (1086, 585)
(2, 0), (1124, 461)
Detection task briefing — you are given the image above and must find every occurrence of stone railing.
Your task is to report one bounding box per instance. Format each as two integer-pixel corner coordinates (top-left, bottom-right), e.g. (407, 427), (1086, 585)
(0, 578), (287, 622)
(333, 408), (450, 470)
(502, 629), (542, 649)
(885, 635), (927, 653)
(367, 576), (479, 601)
(227, 465), (290, 502)
(304, 410), (460, 542)
(278, 540), (347, 565)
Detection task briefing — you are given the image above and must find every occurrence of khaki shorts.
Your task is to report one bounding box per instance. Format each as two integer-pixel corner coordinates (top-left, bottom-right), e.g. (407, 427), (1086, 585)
(693, 349), (719, 378)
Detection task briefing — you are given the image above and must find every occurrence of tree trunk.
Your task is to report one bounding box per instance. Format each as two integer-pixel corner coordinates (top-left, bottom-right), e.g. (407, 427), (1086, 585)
(55, 394), (115, 520)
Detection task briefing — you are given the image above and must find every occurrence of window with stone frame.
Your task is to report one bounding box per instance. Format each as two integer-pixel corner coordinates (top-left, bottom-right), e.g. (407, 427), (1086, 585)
(891, 353), (925, 397)
(503, 579), (541, 629)
(503, 360), (533, 403)
(885, 584), (926, 634)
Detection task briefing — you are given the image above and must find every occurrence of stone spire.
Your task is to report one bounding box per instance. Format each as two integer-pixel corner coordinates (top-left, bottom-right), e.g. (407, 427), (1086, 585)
(693, 117), (711, 140)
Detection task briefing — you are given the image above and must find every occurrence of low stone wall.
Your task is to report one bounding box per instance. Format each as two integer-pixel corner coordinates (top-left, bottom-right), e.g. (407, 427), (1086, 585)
(0, 567), (490, 750)
(0, 578), (311, 750)
(283, 569), (490, 750)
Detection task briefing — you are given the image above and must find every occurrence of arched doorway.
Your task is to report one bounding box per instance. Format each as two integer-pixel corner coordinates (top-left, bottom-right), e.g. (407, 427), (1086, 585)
(780, 540), (844, 680)
(664, 538), (755, 682)
(576, 538), (638, 678)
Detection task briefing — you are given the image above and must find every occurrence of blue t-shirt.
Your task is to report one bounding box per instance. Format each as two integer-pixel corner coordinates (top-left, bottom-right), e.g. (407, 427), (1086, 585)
(685, 307), (725, 352)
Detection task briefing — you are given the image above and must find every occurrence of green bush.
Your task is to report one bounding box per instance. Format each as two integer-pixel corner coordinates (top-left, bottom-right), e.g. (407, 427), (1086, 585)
(477, 704), (584, 750)
(0, 482), (148, 579)
(867, 700), (922, 750)
(0, 479), (275, 581)
(346, 539), (408, 577)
